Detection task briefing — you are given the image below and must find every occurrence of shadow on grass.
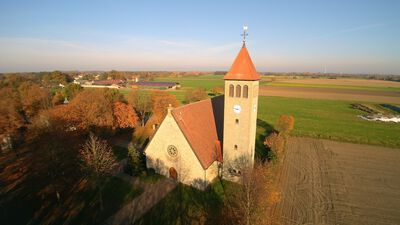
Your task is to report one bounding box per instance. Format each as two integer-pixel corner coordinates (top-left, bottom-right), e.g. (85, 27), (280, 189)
(62, 177), (142, 225)
(256, 119), (274, 160)
(136, 180), (225, 225)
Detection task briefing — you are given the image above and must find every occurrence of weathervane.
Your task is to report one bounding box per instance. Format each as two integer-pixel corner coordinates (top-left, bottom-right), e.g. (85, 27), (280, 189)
(241, 26), (248, 44)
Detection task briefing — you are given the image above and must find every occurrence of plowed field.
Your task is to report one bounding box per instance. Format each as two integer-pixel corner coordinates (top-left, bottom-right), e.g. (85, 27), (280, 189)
(271, 137), (400, 225)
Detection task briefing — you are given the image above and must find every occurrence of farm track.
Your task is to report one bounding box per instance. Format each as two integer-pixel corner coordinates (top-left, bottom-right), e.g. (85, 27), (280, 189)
(260, 86), (400, 104)
(271, 137), (400, 225)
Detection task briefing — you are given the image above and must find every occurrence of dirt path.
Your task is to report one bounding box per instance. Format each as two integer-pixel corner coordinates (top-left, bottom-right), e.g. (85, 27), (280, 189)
(272, 137), (400, 225)
(260, 86), (400, 104)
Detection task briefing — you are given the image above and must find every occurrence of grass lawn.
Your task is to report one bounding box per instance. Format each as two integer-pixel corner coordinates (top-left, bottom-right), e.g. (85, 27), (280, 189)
(136, 179), (227, 225)
(256, 96), (400, 149)
(166, 90), (187, 102)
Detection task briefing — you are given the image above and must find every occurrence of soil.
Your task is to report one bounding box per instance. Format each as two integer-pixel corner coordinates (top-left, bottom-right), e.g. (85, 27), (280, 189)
(271, 137), (400, 225)
(260, 86), (400, 104)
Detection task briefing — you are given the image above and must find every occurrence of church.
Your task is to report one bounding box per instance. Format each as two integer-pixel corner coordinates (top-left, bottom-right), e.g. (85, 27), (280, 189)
(145, 38), (260, 189)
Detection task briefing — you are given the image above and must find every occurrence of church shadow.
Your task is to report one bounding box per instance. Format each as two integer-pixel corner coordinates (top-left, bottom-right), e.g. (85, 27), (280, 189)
(255, 119), (274, 161)
(135, 181), (223, 225)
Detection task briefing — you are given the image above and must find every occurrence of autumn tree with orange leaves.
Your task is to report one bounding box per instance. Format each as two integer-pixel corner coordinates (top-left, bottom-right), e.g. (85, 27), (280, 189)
(0, 88), (24, 136)
(18, 81), (51, 119)
(264, 115), (295, 161)
(184, 87), (208, 103)
(151, 90), (179, 123)
(222, 159), (281, 225)
(113, 102), (138, 128)
(275, 115), (295, 138)
(41, 89), (138, 133)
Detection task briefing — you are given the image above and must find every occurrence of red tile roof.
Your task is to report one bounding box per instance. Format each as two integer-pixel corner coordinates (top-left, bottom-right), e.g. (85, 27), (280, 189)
(171, 96), (224, 169)
(224, 44), (260, 81)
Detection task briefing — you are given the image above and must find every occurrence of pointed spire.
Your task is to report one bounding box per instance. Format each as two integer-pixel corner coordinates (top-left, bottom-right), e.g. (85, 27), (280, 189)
(224, 26), (260, 81)
(224, 44), (260, 81)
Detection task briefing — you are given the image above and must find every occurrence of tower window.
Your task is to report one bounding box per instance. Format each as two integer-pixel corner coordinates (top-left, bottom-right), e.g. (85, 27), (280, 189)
(235, 119), (239, 124)
(236, 85), (241, 97)
(243, 85), (248, 98)
(234, 145), (238, 150)
(229, 84), (234, 97)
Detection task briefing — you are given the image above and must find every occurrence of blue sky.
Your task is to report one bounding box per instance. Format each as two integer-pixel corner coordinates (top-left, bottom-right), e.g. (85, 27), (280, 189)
(0, 0), (399, 74)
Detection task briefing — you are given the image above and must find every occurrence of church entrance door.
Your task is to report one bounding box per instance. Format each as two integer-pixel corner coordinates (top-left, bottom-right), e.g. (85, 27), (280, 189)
(169, 167), (178, 181)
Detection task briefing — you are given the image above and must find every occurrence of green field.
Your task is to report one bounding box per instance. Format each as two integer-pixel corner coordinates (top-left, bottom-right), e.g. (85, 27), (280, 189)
(154, 76), (224, 91)
(256, 96), (400, 148)
(268, 82), (400, 92)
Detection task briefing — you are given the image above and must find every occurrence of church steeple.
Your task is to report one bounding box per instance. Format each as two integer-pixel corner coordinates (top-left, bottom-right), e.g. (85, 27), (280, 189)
(224, 45), (260, 81)
(224, 26), (260, 81)
(222, 27), (260, 181)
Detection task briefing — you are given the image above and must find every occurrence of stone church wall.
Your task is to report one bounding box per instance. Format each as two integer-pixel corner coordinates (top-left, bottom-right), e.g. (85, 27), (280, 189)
(145, 112), (215, 189)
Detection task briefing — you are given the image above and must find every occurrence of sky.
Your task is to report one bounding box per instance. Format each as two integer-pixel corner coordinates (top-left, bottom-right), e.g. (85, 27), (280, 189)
(0, 0), (399, 74)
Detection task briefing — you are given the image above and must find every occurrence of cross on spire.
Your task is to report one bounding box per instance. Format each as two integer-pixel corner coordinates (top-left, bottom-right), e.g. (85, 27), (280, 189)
(241, 26), (248, 45)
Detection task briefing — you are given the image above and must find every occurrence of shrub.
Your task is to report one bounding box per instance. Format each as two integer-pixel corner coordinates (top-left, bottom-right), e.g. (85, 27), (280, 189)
(275, 115), (295, 137)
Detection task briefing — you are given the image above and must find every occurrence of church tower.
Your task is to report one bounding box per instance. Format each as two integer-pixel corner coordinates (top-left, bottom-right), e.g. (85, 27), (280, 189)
(223, 30), (260, 179)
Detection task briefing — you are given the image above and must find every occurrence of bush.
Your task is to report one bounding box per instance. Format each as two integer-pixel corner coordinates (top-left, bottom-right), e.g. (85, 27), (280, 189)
(126, 144), (145, 176)
(264, 132), (285, 161)
(275, 115), (294, 137)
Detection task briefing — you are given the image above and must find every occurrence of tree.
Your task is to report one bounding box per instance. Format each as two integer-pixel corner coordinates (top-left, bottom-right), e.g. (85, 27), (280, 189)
(61, 83), (82, 100)
(65, 89), (115, 130)
(263, 132), (284, 161)
(264, 115), (294, 161)
(79, 133), (117, 211)
(151, 90), (179, 123)
(127, 144), (145, 176)
(107, 70), (125, 80)
(222, 158), (269, 225)
(52, 91), (64, 106)
(128, 90), (152, 126)
(41, 70), (71, 87)
(275, 115), (294, 137)
(104, 88), (123, 102)
(112, 102), (138, 128)
(211, 86), (224, 95)
(18, 81), (50, 119)
(184, 88), (208, 103)
(0, 88), (23, 135)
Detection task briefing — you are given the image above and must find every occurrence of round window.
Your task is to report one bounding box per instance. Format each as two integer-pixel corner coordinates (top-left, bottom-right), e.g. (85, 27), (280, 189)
(167, 145), (178, 157)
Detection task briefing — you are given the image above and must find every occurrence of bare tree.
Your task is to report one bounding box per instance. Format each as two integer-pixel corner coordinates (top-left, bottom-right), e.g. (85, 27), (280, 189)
(222, 155), (274, 225)
(79, 133), (117, 211)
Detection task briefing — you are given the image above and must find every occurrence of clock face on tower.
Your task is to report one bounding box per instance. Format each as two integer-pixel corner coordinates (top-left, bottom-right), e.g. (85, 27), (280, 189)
(233, 104), (242, 114)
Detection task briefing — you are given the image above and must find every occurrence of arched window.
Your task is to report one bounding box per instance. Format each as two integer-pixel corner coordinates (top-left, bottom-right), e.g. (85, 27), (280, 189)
(243, 85), (248, 98)
(236, 85), (241, 97)
(229, 84), (234, 97)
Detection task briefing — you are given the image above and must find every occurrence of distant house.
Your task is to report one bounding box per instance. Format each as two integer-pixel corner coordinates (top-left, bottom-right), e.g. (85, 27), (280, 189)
(131, 81), (179, 90)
